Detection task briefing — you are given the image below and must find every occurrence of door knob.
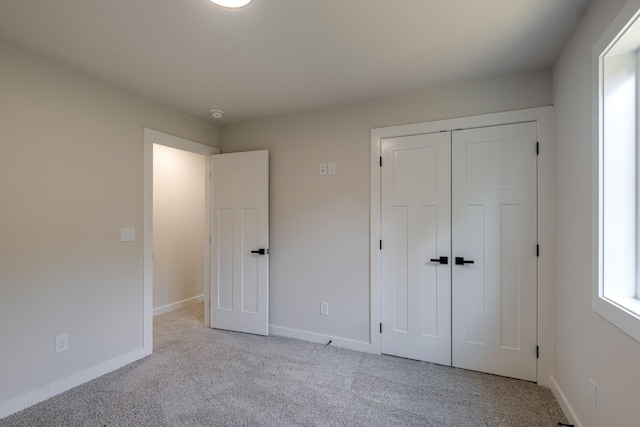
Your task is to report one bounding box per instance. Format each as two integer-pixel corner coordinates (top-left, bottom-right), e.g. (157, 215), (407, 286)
(429, 256), (448, 265)
(455, 257), (474, 265)
(251, 248), (268, 255)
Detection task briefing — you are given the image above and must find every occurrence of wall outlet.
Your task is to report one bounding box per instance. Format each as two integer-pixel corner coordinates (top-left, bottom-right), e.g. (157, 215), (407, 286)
(120, 227), (135, 242)
(55, 334), (69, 354)
(588, 377), (597, 409)
(320, 302), (329, 316)
(319, 163), (327, 176)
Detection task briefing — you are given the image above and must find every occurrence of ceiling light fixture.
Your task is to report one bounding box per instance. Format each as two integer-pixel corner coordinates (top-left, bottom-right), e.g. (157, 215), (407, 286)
(207, 0), (253, 8)
(210, 109), (224, 119)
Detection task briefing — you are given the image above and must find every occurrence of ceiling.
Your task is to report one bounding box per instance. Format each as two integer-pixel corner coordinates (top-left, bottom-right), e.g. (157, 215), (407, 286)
(0, 0), (590, 124)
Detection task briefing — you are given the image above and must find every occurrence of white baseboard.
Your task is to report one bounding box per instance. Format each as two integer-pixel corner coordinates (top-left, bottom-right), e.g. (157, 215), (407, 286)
(153, 294), (204, 316)
(549, 375), (584, 427)
(269, 324), (372, 353)
(0, 347), (151, 420)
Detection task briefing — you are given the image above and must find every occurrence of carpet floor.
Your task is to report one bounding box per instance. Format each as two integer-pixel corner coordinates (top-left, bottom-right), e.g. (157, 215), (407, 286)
(1, 303), (569, 426)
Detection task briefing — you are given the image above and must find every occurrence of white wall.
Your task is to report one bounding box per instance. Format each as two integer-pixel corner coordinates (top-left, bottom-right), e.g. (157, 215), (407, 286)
(153, 144), (206, 313)
(552, 0), (640, 425)
(0, 40), (219, 412)
(222, 71), (552, 346)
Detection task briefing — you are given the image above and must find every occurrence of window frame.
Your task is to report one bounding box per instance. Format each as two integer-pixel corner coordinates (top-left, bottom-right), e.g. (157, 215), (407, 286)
(593, 0), (640, 343)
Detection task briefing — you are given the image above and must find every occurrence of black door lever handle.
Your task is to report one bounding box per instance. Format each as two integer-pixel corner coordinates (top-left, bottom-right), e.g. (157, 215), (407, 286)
(429, 256), (448, 265)
(251, 249), (268, 255)
(455, 257), (474, 265)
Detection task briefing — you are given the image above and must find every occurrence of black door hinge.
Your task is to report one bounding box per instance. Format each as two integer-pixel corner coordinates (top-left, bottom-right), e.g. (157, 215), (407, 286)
(536, 142), (540, 155)
(380, 240), (382, 250)
(537, 244), (540, 257)
(536, 346), (540, 359)
(380, 323), (382, 333)
(380, 156), (382, 167)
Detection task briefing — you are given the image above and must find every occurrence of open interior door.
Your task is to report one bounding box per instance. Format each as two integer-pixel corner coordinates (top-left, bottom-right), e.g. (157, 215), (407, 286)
(210, 150), (269, 335)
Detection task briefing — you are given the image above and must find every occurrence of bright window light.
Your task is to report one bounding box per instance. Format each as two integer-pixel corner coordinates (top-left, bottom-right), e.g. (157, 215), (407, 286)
(593, 2), (640, 343)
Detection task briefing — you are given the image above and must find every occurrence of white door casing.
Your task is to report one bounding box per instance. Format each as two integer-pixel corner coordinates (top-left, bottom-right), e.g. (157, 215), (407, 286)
(451, 122), (538, 382)
(211, 150), (269, 336)
(381, 132), (452, 365)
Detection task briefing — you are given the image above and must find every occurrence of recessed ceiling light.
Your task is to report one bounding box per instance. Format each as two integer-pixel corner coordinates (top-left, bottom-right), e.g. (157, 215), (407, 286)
(208, 0), (253, 8)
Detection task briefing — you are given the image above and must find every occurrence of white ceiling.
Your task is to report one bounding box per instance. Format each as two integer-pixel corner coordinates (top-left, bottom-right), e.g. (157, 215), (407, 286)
(0, 0), (589, 124)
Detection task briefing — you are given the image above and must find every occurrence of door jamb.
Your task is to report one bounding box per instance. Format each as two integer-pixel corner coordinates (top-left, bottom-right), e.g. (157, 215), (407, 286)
(143, 128), (219, 354)
(370, 106), (554, 386)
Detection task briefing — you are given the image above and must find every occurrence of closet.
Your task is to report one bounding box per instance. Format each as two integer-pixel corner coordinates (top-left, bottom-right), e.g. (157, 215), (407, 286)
(380, 122), (537, 382)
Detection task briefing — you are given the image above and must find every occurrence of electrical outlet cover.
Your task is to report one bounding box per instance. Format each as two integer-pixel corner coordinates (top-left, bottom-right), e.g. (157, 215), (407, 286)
(55, 334), (69, 354)
(320, 302), (329, 316)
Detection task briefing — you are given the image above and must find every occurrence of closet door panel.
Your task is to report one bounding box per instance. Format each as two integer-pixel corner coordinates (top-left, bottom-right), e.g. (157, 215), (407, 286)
(381, 132), (452, 366)
(451, 122), (537, 382)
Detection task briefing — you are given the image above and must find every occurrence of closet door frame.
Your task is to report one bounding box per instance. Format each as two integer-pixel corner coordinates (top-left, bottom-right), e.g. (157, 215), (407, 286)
(370, 106), (554, 386)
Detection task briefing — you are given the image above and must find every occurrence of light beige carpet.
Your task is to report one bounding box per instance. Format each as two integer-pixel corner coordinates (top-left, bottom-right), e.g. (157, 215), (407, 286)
(1, 303), (569, 426)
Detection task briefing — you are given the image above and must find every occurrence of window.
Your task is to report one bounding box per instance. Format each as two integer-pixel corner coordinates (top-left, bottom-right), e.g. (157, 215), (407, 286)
(594, 1), (640, 342)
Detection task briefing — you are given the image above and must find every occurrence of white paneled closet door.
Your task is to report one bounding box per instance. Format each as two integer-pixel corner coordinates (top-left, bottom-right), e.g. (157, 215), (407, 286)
(380, 122), (538, 382)
(381, 132), (452, 366)
(451, 122), (538, 382)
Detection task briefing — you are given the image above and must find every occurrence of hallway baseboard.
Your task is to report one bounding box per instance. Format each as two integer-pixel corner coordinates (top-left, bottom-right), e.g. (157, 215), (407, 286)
(153, 295), (204, 316)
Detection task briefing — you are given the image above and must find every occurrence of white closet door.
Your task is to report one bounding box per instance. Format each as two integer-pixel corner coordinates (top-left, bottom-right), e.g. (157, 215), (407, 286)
(211, 150), (269, 336)
(381, 132), (452, 365)
(451, 122), (537, 382)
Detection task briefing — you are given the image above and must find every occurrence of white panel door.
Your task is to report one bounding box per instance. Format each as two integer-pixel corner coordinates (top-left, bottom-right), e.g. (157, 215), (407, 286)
(451, 122), (537, 382)
(381, 132), (452, 365)
(211, 150), (269, 336)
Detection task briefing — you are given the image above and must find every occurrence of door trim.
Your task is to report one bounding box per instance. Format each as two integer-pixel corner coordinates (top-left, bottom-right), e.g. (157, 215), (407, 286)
(370, 106), (554, 385)
(143, 128), (219, 354)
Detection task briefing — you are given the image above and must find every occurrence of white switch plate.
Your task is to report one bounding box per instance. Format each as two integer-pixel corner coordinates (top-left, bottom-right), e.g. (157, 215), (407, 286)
(320, 302), (329, 316)
(55, 333), (69, 354)
(328, 162), (336, 175)
(120, 227), (135, 242)
(319, 163), (327, 176)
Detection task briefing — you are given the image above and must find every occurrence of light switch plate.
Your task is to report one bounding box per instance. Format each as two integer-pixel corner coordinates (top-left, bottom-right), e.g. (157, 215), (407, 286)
(319, 163), (327, 176)
(120, 227), (135, 242)
(328, 162), (336, 175)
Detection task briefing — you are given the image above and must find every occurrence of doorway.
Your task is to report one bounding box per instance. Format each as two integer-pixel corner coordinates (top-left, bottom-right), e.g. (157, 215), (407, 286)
(370, 107), (555, 385)
(143, 129), (219, 352)
(153, 144), (207, 318)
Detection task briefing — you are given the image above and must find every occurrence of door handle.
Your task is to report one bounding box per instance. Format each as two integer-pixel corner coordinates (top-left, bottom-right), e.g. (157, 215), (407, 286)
(251, 248), (268, 255)
(429, 256), (448, 265)
(455, 257), (474, 265)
